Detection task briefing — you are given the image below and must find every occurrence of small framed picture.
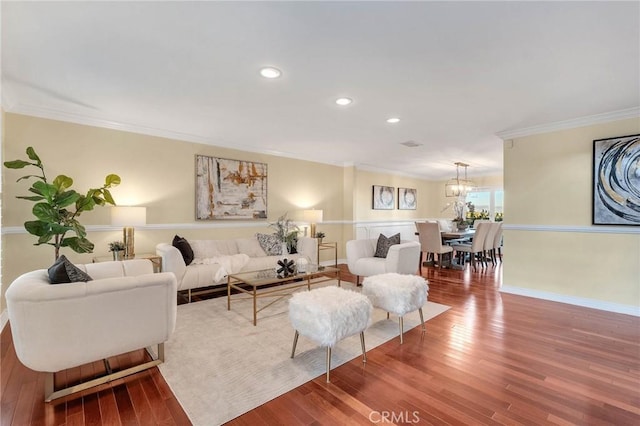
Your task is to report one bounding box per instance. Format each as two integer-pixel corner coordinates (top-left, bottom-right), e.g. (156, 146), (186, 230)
(592, 134), (640, 225)
(372, 185), (395, 210)
(398, 187), (417, 210)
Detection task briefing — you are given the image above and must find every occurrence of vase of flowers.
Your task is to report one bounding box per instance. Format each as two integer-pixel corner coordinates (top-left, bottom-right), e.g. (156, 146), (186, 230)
(109, 241), (125, 261)
(269, 213), (300, 255)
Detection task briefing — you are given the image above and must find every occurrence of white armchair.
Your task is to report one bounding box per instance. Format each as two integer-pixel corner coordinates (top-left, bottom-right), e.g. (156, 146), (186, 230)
(6, 259), (177, 401)
(346, 239), (421, 285)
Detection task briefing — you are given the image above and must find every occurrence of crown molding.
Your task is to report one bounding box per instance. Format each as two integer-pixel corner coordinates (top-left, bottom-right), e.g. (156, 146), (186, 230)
(496, 107), (640, 140)
(3, 102), (347, 168)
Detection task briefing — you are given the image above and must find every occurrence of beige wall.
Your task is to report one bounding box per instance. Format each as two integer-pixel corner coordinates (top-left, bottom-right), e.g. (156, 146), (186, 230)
(503, 117), (640, 310)
(2, 113), (449, 311)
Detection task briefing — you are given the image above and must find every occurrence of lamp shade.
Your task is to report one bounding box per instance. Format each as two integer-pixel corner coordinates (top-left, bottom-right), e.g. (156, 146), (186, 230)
(303, 209), (323, 224)
(111, 206), (147, 226)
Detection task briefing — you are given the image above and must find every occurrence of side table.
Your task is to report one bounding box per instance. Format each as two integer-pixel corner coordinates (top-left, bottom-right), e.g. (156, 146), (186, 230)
(317, 241), (338, 267)
(92, 252), (162, 273)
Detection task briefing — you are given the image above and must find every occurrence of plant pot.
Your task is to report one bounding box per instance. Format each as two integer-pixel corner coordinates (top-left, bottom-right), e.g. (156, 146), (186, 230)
(112, 250), (124, 261)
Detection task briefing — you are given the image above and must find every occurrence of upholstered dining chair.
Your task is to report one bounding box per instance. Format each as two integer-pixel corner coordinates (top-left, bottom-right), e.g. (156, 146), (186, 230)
(452, 222), (491, 271)
(483, 222), (500, 266)
(491, 222), (504, 263)
(415, 221), (453, 273)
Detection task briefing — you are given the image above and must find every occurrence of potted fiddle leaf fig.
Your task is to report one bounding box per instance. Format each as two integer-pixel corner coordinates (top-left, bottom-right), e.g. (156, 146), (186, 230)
(4, 146), (121, 260)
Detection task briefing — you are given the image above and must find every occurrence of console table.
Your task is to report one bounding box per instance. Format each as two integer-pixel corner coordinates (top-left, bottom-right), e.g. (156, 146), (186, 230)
(318, 241), (338, 267)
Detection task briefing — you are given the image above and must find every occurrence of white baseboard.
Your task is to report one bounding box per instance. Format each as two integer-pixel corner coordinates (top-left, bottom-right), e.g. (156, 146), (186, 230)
(500, 286), (640, 317)
(1, 309), (8, 331)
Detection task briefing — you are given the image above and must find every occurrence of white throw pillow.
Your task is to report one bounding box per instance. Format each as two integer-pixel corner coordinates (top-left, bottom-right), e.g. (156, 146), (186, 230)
(236, 238), (267, 257)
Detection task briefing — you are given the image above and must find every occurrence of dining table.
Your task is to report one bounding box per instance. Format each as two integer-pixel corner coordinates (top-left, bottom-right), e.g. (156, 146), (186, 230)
(415, 228), (476, 270)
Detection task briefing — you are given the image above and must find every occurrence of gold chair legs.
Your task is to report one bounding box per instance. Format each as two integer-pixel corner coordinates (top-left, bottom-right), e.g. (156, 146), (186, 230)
(396, 307), (426, 345)
(291, 330), (367, 383)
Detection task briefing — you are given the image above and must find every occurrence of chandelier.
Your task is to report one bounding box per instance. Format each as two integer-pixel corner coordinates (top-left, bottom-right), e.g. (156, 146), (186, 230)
(445, 162), (476, 198)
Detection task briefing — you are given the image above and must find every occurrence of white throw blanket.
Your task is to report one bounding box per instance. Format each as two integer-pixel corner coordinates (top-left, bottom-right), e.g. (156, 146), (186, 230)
(192, 253), (250, 282)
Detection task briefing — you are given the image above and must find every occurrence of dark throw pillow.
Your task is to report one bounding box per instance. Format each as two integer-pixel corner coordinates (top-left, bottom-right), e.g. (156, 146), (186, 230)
(374, 233), (401, 258)
(48, 255), (93, 284)
(173, 235), (194, 265)
(256, 233), (282, 256)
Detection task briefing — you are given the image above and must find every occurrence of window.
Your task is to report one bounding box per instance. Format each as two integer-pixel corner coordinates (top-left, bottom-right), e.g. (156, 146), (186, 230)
(466, 189), (503, 222)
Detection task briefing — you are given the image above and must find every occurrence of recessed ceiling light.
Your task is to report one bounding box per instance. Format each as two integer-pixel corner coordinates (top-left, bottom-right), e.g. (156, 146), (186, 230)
(259, 67), (282, 79)
(386, 117), (400, 124)
(335, 97), (353, 106)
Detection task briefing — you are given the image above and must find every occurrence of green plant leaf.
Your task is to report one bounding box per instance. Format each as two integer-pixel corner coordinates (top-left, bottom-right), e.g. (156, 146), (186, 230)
(32, 181), (57, 202)
(55, 190), (80, 208)
(17, 195), (45, 202)
(92, 195), (105, 206)
(105, 174), (121, 187)
(32, 203), (60, 222)
(25, 147), (41, 163)
(76, 195), (96, 212)
(3, 160), (32, 169)
(70, 221), (87, 238)
(64, 237), (94, 253)
(53, 175), (73, 191)
(102, 189), (115, 205)
(37, 233), (54, 244)
(24, 220), (50, 237)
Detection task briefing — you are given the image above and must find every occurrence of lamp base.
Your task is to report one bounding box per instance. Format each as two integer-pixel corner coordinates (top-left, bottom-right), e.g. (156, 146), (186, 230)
(310, 224), (317, 239)
(123, 227), (135, 258)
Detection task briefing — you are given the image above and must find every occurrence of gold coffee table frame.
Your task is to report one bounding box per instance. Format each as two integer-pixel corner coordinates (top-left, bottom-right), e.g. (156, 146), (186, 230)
(227, 266), (341, 326)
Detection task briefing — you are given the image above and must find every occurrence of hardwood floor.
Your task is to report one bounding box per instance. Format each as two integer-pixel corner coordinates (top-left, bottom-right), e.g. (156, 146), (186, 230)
(2, 263), (639, 425)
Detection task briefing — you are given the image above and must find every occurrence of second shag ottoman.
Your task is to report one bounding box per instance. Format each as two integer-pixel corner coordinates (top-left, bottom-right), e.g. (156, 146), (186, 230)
(289, 286), (372, 382)
(362, 273), (429, 344)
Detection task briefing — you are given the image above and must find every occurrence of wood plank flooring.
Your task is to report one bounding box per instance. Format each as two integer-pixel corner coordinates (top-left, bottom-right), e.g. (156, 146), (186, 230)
(2, 263), (639, 425)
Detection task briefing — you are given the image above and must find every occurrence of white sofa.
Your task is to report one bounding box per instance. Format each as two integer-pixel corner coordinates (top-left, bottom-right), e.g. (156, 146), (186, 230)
(346, 239), (421, 284)
(156, 236), (318, 300)
(6, 259), (177, 401)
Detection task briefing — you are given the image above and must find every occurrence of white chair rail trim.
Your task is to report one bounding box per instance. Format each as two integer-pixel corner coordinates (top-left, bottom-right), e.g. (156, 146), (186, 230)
(503, 224), (640, 235)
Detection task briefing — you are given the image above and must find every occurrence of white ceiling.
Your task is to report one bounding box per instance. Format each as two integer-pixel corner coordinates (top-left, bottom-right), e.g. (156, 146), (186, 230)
(2, 1), (639, 180)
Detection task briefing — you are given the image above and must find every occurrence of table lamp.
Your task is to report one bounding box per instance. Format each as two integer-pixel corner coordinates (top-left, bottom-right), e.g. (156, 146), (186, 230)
(303, 209), (323, 238)
(111, 206), (146, 258)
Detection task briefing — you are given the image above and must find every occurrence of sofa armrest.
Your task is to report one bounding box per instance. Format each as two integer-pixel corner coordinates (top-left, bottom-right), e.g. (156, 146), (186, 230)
(385, 241), (421, 274)
(296, 237), (318, 263)
(156, 243), (186, 282)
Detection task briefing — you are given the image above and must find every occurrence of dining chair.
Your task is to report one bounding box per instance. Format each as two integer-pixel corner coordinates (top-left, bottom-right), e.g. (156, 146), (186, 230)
(491, 222), (504, 263)
(452, 222), (491, 271)
(415, 221), (453, 273)
(483, 222), (499, 266)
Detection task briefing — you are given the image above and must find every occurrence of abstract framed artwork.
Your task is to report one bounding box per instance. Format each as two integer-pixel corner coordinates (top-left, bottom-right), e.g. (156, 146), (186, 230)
(195, 155), (268, 220)
(592, 134), (640, 225)
(372, 185), (395, 210)
(398, 187), (417, 210)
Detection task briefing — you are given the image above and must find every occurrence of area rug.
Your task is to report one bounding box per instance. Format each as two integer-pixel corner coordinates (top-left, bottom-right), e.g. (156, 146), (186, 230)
(158, 281), (450, 425)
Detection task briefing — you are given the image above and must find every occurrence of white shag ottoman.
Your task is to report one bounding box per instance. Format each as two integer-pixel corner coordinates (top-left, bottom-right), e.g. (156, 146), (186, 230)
(289, 286), (372, 382)
(362, 273), (429, 344)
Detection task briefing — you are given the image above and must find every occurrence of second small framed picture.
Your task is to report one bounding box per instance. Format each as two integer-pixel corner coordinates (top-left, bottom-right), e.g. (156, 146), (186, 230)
(398, 187), (417, 210)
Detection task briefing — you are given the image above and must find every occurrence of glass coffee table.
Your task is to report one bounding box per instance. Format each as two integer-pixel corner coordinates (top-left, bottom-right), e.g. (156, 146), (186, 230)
(227, 266), (340, 326)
